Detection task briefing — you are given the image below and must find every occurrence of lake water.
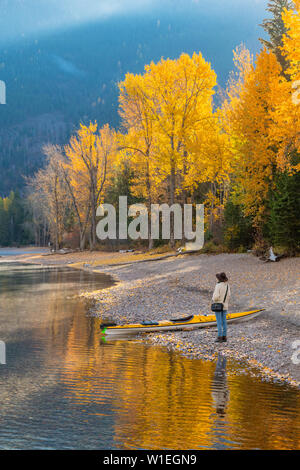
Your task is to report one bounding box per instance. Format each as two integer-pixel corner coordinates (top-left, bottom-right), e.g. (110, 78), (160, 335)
(0, 248), (48, 256)
(0, 263), (300, 450)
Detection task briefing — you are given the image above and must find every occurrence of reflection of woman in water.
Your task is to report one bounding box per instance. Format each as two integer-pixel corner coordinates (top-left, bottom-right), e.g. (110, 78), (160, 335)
(211, 354), (229, 418)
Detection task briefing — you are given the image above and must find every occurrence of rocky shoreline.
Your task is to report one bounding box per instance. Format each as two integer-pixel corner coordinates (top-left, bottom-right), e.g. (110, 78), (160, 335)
(84, 253), (300, 388)
(2, 249), (300, 388)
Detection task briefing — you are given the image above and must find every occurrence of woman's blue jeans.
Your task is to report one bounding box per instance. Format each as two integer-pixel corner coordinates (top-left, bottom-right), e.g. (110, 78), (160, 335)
(215, 310), (228, 337)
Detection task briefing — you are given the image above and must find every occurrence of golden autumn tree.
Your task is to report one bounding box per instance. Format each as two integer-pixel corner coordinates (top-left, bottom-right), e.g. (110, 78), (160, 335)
(255, 1), (300, 172)
(183, 110), (233, 234)
(64, 122), (117, 250)
(28, 144), (69, 251)
(266, 0), (300, 252)
(272, 0), (300, 170)
(126, 52), (217, 246)
(118, 73), (162, 207)
(145, 53), (217, 202)
(118, 74), (163, 248)
(223, 48), (284, 233)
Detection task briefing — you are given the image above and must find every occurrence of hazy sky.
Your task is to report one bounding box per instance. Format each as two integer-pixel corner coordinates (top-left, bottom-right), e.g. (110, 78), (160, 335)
(0, 0), (267, 44)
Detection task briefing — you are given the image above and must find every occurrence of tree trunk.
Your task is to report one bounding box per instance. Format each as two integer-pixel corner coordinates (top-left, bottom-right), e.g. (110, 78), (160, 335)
(90, 206), (96, 251)
(79, 230), (86, 251)
(54, 175), (60, 251)
(146, 159), (153, 251)
(181, 154), (188, 245)
(209, 182), (216, 235)
(170, 164), (176, 248)
(90, 167), (99, 251)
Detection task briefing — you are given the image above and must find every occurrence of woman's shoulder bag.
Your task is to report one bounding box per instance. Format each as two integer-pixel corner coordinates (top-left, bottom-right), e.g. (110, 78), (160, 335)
(211, 284), (229, 312)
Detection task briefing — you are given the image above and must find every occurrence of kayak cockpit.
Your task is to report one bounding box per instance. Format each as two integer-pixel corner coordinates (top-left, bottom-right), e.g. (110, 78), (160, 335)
(170, 315), (194, 323)
(100, 322), (118, 328)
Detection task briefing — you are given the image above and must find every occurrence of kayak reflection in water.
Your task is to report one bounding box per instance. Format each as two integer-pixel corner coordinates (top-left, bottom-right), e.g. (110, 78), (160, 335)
(211, 354), (229, 418)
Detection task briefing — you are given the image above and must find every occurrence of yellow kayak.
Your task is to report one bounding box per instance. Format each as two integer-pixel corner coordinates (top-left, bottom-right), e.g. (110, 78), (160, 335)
(100, 309), (265, 336)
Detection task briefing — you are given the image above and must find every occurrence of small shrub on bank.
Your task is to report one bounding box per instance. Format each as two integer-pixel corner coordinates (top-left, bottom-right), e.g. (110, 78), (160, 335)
(200, 241), (229, 254)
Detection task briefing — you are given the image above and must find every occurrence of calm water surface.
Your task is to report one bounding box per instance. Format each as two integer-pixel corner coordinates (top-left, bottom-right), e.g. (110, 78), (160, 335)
(0, 263), (300, 450)
(0, 248), (48, 256)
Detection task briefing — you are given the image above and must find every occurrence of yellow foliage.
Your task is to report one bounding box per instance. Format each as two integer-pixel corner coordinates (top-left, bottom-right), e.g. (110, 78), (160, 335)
(274, 0), (300, 171)
(64, 122), (117, 248)
(118, 72), (163, 205)
(282, 0), (300, 82)
(65, 122), (116, 210)
(119, 52), (231, 226)
(223, 48), (287, 226)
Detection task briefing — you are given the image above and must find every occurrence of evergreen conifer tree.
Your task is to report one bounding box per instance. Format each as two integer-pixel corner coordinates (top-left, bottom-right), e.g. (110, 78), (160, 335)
(268, 169), (300, 253)
(260, 0), (293, 73)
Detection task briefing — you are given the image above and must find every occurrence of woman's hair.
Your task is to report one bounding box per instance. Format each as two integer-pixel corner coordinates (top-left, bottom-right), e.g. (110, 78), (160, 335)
(216, 272), (228, 282)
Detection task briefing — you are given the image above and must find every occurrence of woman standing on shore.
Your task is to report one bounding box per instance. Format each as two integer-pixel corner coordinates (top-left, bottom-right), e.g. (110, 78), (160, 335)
(212, 272), (231, 343)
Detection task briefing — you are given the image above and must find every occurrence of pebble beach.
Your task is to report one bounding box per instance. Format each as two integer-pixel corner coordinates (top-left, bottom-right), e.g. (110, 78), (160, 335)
(85, 253), (300, 388)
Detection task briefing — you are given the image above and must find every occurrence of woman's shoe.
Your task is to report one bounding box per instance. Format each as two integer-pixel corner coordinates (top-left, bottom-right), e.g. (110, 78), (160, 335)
(215, 337), (223, 343)
(222, 336), (227, 342)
